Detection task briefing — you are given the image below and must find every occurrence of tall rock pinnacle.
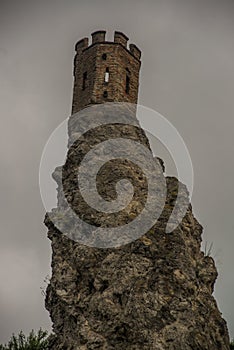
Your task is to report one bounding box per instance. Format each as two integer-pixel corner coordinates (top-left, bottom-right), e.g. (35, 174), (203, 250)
(45, 31), (230, 350)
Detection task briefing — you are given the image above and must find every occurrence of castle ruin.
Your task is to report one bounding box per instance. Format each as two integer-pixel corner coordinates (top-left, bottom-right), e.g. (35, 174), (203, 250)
(45, 31), (230, 350)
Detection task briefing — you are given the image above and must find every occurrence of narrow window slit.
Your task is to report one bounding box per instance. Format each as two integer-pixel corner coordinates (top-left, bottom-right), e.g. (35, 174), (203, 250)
(105, 68), (109, 83)
(126, 75), (130, 94)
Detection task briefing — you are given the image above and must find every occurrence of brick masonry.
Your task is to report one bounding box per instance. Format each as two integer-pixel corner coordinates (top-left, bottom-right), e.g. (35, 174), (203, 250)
(72, 30), (141, 114)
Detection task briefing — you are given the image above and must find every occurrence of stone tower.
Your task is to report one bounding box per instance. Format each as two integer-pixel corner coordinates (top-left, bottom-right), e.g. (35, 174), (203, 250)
(45, 31), (231, 349)
(72, 30), (141, 113)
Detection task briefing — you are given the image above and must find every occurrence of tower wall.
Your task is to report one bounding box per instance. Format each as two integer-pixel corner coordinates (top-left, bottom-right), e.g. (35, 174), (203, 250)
(72, 31), (141, 114)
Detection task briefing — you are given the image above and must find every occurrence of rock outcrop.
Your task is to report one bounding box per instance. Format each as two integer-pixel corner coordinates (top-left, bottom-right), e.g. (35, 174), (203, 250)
(45, 104), (230, 349)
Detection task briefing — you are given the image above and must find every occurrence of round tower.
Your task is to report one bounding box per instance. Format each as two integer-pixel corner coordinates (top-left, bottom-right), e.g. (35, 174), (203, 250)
(72, 30), (141, 114)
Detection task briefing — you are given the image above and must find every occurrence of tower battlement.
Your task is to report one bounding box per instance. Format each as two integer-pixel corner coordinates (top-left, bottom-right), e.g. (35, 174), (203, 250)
(74, 31), (141, 60)
(72, 31), (141, 113)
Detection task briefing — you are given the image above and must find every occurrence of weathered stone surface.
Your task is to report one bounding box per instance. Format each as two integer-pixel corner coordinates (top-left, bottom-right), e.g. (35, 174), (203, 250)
(45, 172), (230, 349)
(45, 31), (230, 349)
(45, 114), (230, 348)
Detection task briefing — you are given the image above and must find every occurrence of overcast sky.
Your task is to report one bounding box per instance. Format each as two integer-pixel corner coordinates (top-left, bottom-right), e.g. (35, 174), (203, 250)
(0, 0), (234, 343)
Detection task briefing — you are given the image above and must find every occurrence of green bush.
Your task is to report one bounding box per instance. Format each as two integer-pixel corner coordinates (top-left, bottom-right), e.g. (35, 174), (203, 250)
(1, 330), (234, 349)
(0, 329), (49, 350)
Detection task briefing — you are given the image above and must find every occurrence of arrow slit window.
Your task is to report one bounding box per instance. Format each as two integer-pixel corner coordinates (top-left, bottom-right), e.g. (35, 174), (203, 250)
(104, 68), (109, 83)
(126, 74), (130, 94)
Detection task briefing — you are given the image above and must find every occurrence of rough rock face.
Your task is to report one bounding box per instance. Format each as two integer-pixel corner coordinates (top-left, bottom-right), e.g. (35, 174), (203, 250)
(45, 104), (230, 349)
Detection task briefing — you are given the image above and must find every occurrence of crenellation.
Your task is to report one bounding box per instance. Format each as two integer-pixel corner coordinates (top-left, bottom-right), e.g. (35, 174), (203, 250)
(129, 43), (141, 60)
(91, 30), (106, 44)
(114, 31), (129, 47)
(75, 37), (89, 52)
